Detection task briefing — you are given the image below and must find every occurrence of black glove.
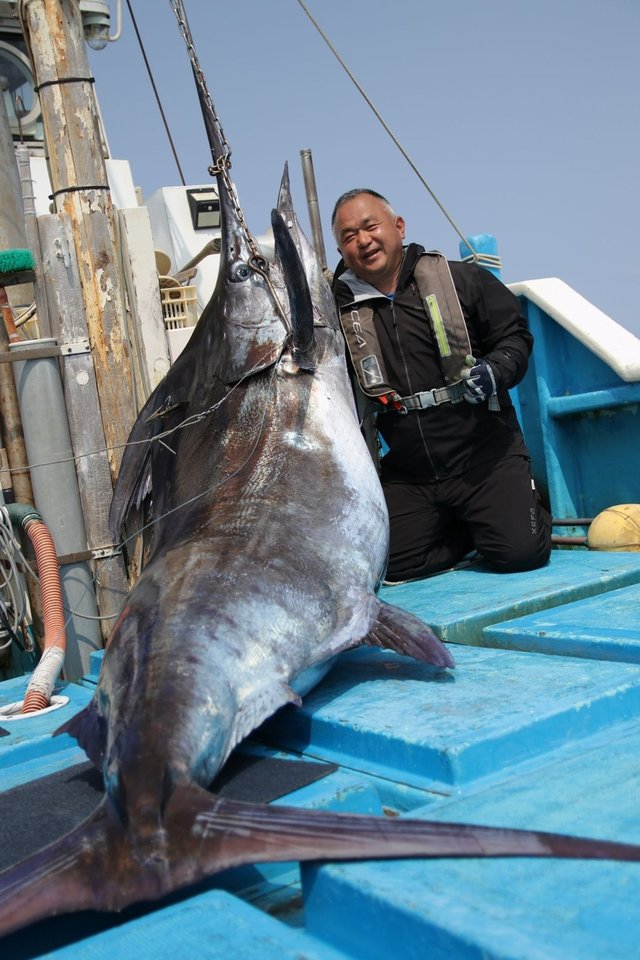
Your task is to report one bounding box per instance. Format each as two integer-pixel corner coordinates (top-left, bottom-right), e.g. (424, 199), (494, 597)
(462, 358), (497, 404)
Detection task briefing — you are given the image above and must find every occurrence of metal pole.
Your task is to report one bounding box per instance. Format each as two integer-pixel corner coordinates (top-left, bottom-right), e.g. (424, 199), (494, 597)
(0, 86), (35, 507)
(38, 213), (130, 646)
(551, 518), (593, 526)
(9, 338), (102, 679)
(300, 148), (328, 270)
(0, 78), (33, 314)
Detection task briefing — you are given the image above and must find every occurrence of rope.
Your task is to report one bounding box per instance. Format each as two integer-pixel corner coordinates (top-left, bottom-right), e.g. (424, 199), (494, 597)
(6, 1), (492, 647)
(168, 0), (290, 323)
(0, 347), (286, 645)
(2, 335), (287, 529)
(116, 360), (282, 560)
(0, 340), (284, 643)
(295, 0), (477, 258)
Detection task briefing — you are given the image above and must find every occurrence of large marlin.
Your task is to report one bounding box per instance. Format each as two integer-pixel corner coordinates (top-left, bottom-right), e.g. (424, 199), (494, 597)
(1, 56), (640, 952)
(0, 166), (639, 941)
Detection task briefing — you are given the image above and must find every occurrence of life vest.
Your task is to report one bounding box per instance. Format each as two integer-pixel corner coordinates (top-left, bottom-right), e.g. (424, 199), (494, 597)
(338, 252), (474, 414)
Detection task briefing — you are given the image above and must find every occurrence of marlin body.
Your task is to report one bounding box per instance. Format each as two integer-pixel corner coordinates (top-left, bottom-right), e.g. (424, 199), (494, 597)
(0, 165), (639, 938)
(84, 170), (452, 819)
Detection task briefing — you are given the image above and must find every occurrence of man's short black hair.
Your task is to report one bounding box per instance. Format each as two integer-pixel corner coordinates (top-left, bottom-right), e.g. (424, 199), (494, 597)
(331, 188), (392, 229)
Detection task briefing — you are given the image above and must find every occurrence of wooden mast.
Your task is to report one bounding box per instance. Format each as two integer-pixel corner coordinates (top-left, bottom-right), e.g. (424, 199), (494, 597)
(17, 0), (134, 640)
(20, 0), (136, 480)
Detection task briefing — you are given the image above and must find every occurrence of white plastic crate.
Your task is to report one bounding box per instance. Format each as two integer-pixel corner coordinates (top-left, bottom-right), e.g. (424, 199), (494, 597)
(161, 284), (198, 330)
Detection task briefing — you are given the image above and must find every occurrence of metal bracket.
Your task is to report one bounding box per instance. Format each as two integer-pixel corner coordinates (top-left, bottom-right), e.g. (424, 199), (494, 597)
(59, 339), (90, 356)
(54, 229), (72, 269)
(55, 544), (122, 566)
(91, 545), (123, 561)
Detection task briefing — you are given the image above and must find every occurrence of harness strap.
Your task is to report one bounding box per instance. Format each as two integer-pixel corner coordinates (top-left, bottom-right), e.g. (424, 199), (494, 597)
(338, 252), (473, 412)
(416, 253), (473, 384)
(400, 381), (467, 411)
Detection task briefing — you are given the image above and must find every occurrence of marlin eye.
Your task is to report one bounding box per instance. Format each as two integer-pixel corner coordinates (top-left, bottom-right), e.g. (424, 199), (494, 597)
(230, 260), (251, 282)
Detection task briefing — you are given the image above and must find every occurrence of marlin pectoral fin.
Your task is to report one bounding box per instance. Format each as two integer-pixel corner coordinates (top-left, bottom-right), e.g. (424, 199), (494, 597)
(109, 372), (189, 544)
(228, 683), (303, 756)
(54, 699), (106, 768)
(165, 791), (640, 882)
(363, 599), (455, 668)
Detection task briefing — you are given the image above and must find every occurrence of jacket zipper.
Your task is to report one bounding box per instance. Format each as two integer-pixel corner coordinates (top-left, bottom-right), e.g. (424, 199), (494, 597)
(390, 299), (440, 479)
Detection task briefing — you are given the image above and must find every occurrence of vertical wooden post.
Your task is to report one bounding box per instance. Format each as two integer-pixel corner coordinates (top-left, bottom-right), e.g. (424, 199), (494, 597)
(17, 0), (137, 638)
(39, 213), (130, 641)
(20, 0), (136, 481)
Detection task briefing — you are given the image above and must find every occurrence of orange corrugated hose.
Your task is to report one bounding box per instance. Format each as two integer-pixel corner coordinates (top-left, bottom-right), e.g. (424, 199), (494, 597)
(20, 518), (66, 714)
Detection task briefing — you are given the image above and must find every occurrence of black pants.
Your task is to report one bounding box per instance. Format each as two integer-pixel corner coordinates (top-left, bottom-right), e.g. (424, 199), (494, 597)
(383, 455), (552, 582)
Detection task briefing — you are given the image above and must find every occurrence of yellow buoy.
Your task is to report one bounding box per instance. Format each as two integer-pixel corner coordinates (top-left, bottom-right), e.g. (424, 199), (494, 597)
(587, 504), (640, 552)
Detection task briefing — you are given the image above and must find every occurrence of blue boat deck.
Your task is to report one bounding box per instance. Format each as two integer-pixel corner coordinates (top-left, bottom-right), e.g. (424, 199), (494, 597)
(2, 549), (640, 958)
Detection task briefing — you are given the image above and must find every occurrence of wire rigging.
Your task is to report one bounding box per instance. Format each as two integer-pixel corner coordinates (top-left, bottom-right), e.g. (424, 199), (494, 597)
(0, 506), (34, 655)
(128, 0), (473, 252)
(125, 0), (186, 186)
(294, 0), (476, 256)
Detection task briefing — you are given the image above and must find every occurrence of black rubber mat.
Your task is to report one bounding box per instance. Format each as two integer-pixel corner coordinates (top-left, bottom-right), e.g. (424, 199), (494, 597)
(0, 751), (337, 870)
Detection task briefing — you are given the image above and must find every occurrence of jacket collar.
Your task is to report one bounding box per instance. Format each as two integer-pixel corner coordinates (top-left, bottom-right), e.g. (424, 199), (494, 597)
(338, 269), (391, 304)
(334, 243), (426, 306)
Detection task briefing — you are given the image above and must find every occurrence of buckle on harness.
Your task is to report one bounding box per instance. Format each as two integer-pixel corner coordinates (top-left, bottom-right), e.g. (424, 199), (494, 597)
(377, 392), (407, 414)
(400, 381), (466, 411)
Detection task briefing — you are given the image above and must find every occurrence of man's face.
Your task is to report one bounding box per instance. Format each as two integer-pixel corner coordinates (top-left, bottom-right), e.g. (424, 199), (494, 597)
(334, 194), (405, 292)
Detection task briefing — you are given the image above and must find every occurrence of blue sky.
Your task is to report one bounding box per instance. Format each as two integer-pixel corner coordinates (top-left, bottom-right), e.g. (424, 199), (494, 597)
(89, 0), (640, 334)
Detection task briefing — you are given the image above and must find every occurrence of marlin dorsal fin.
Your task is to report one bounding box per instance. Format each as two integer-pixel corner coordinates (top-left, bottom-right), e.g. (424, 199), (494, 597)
(271, 209), (316, 371)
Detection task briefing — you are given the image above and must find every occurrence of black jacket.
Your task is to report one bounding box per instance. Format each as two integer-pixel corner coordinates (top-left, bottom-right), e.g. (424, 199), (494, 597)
(333, 243), (532, 482)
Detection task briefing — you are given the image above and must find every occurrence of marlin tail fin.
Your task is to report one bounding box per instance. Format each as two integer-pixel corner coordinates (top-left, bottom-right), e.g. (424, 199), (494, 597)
(0, 802), (116, 939)
(163, 788), (640, 879)
(2, 785), (639, 941)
